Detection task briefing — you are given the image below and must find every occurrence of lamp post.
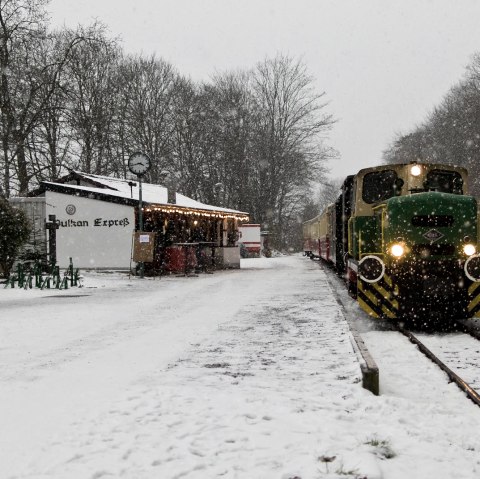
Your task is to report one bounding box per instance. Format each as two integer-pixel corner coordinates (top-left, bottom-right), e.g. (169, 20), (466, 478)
(128, 152), (152, 278)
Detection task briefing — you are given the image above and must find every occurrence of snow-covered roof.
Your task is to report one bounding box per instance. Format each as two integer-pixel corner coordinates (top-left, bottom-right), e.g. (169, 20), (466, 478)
(41, 171), (248, 218)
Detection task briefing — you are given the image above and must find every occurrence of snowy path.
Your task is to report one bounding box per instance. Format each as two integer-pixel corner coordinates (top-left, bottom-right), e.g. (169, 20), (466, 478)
(0, 262), (288, 471)
(1, 256), (480, 478)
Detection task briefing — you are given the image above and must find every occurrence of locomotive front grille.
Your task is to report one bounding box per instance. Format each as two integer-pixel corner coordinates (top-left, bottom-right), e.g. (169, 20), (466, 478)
(391, 258), (465, 299)
(412, 243), (455, 257)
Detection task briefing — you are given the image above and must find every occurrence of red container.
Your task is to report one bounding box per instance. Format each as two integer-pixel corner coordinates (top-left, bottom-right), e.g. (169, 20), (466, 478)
(165, 245), (198, 273)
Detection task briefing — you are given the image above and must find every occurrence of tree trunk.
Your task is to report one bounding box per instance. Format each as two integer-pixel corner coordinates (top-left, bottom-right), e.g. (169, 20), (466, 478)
(2, 136), (10, 198)
(16, 137), (29, 196)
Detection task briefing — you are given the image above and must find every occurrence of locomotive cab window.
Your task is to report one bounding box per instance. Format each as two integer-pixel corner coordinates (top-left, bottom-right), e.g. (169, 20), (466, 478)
(362, 170), (399, 204)
(424, 170), (463, 194)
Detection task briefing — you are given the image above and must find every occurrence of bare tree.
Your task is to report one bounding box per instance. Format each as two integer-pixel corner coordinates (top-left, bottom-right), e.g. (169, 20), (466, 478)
(64, 22), (121, 175)
(117, 54), (178, 183)
(169, 77), (210, 199)
(25, 30), (72, 183)
(383, 53), (480, 196)
(0, 0), (86, 195)
(170, 58), (335, 251)
(0, 0), (49, 195)
(250, 54), (334, 248)
(207, 72), (257, 210)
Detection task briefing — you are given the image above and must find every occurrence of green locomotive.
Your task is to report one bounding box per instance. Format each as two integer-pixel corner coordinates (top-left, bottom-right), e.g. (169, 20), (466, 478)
(304, 162), (480, 320)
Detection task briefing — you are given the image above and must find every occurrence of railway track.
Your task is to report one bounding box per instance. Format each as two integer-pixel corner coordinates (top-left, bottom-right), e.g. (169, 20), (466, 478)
(396, 324), (480, 407)
(318, 258), (480, 406)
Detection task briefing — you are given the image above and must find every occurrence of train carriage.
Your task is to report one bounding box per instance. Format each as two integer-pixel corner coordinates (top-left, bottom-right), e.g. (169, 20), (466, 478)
(303, 215), (320, 258)
(304, 162), (480, 321)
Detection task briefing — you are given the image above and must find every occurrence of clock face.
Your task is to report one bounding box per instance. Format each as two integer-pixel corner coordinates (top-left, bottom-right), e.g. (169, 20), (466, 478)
(128, 152), (151, 176)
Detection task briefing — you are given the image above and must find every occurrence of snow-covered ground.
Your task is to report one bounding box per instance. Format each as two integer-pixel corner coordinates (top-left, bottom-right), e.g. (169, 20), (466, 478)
(1, 256), (480, 479)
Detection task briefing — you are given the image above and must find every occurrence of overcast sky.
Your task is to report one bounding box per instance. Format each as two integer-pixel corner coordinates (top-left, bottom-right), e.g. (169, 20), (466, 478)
(49, 0), (480, 180)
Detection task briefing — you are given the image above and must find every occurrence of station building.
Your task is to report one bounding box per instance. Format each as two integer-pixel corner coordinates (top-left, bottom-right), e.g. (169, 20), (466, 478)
(10, 171), (249, 272)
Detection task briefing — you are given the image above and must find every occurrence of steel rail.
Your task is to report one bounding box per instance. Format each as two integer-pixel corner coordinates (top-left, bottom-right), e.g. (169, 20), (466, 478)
(314, 257), (480, 403)
(396, 324), (480, 408)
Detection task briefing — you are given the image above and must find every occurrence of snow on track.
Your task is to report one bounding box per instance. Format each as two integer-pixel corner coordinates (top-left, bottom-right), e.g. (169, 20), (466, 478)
(414, 331), (480, 392)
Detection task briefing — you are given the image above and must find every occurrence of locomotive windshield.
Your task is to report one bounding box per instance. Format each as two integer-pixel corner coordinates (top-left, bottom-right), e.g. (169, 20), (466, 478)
(362, 170), (400, 203)
(424, 169), (463, 194)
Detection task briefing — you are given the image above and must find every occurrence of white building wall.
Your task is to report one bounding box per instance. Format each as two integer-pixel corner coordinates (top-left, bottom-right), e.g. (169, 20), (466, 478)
(238, 224), (261, 257)
(46, 191), (135, 269)
(238, 224), (261, 244)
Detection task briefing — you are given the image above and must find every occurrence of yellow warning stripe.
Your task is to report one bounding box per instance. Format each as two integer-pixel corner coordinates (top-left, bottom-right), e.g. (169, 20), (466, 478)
(468, 292), (480, 312)
(383, 274), (393, 288)
(358, 297), (380, 318)
(372, 282), (399, 310)
(468, 281), (480, 315)
(358, 279), (400, 319)
(468, 281), (480, 296)
(382, 274), (399, 297)
(381, 304), (396, 319)
(358, 281), (379, 307)
(358, 274), (401, 319)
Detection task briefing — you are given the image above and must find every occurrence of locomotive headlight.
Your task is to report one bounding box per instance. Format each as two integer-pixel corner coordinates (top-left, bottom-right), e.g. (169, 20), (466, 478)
(390, 243), (405, 258)
(463, 243), (476, 256)
(410, 164), (422, 176)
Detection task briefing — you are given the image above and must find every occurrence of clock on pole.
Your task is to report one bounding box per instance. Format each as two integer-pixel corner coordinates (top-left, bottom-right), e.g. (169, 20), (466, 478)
(128, 152), (151, 278)
(128, 152), (151, 176)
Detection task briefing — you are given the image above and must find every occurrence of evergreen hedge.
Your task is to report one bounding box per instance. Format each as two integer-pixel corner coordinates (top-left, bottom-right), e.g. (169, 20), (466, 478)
(0, 199), (31, 277)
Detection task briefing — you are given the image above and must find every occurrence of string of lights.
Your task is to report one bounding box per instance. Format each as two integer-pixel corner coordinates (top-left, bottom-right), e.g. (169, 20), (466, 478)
(144, 205), (249, 221)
